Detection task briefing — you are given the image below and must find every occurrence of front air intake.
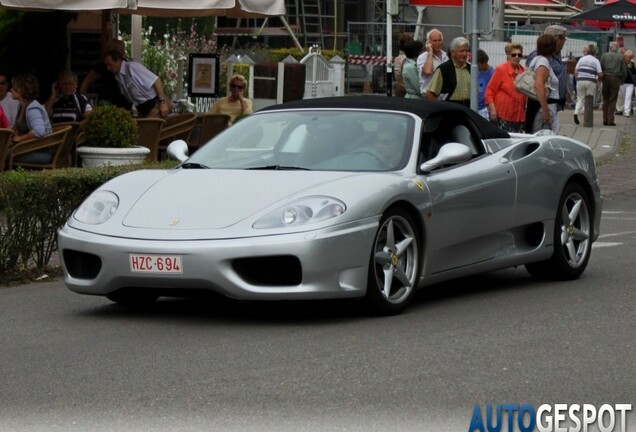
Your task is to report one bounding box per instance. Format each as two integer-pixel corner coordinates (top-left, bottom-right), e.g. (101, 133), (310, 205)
(62, 249), (102, 279)
(232, 256), (302, 286)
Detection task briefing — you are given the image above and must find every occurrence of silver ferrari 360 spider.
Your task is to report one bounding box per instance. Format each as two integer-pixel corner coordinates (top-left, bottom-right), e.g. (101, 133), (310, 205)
(58, 96), (602, 314)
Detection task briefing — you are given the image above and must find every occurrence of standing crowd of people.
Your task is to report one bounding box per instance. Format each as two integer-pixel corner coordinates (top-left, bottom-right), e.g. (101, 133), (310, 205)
(0, 30), (633, 167)
(392, 25), (636, 134)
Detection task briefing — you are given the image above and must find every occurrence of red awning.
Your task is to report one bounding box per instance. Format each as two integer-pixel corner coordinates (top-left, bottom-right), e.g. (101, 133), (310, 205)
(583, 19), (636, 28)
(411, 0), (571, 6)
(507, 0), (557, 5)
(409, 0), (583, 20)
(409, 0), (462, 7)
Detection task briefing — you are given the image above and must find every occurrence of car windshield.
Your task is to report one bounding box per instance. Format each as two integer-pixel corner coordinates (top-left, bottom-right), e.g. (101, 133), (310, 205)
(185, 110), (414, 172)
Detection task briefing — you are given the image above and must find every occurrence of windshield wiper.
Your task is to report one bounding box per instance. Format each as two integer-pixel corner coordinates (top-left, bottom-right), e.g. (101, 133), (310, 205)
(246, 165), (310, 171)
(180, 162), (210, 169)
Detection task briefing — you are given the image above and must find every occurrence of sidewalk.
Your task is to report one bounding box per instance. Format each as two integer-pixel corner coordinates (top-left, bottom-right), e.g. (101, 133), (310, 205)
(557, 107), (636, 197)
(557, 107), (634, 163)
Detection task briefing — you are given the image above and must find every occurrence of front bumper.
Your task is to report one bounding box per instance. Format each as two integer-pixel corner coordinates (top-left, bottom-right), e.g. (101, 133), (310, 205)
(58, 219), (378, 301)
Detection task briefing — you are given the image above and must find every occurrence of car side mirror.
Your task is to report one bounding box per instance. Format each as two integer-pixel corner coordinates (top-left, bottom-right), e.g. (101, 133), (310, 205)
(167, 139), (189, 162)
(420, 142), (473, 173)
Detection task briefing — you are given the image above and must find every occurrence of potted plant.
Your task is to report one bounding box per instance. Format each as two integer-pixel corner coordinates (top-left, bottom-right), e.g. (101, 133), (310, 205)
(76, 105), (150, 168)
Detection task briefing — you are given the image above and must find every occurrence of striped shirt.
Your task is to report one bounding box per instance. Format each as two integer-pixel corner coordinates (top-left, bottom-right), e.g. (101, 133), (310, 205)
(575, 55), (602, 83)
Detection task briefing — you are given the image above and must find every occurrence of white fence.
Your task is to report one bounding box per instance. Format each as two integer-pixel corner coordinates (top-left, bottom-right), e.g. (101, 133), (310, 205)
(300, 46), (345, 98)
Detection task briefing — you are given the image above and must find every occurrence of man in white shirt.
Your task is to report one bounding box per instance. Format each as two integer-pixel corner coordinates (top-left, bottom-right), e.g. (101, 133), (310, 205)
(103, 49), (169, 119)
(0, 73), (20, 127)
(416, 29), (448, 97)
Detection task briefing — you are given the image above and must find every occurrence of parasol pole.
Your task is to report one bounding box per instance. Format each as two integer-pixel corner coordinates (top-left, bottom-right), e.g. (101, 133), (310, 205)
(615, 21), (619, 44)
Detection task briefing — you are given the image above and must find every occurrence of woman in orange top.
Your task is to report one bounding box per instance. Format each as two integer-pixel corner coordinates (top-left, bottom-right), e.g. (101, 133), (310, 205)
(485, 44), (527, 133)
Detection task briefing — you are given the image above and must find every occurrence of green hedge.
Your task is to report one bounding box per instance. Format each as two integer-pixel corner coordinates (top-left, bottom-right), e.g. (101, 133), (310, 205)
(0, 162), (177, 273)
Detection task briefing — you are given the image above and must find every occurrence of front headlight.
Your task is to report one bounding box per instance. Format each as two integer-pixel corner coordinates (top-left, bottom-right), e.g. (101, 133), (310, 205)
(253, 196), (346, 229)
(73, 190), (119, 225)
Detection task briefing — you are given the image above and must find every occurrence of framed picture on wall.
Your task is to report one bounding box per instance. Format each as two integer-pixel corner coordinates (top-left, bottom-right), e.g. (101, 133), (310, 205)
(188, 53), (220, 97)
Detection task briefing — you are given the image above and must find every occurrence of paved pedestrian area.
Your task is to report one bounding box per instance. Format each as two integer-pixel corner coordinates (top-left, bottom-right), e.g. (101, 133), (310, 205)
(557, 107), (635, 197)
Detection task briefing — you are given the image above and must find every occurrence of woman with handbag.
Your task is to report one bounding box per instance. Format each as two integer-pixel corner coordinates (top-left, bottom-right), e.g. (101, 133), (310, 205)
(525, 34), (560, 133)
(485, 43), (527, 132)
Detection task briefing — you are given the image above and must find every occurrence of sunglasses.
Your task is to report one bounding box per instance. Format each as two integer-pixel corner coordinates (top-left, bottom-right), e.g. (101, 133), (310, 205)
(510, 53), (522, 58)
(230, 83), (244, 90)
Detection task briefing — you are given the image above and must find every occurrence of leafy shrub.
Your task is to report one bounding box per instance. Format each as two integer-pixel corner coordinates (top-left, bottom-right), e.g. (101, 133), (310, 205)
(83, 105), (137, 148)
(0, 161), (178, 273)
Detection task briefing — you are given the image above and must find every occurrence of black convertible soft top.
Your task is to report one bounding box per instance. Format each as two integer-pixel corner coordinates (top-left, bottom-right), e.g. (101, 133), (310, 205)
(260, 96), (511, 140)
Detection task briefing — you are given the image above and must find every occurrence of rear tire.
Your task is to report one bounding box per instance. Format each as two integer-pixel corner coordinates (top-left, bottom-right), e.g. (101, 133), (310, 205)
(526, 182), (592, 280)
(365, 208), (421, 315)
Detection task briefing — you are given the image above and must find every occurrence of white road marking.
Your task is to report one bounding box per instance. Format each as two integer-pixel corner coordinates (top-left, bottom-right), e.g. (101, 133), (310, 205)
(593, 242), (623, 248)
(597, 231), (636, 238)
(601, 211), (636, 220)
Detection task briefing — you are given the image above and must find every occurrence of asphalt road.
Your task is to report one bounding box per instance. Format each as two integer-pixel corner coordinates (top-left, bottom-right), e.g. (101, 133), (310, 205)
(1, 192), (635, 432)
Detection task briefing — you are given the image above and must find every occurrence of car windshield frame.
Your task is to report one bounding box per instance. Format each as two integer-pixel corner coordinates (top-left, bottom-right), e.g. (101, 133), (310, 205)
(184, 109), (415, 172)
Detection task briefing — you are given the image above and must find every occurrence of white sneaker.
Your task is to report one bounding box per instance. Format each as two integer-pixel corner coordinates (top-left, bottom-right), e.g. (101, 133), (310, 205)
(624, 112), (631, 117)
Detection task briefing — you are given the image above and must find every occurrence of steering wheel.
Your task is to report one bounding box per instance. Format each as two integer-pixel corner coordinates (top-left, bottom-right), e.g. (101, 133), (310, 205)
(351, 148), (388, 168)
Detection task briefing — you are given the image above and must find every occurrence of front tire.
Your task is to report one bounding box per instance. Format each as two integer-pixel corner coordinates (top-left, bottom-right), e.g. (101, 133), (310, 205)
(526, 182), (592, 280)
(365, 208), (421, 315)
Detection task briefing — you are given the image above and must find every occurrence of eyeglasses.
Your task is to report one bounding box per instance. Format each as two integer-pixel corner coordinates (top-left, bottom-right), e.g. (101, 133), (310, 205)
(230, 84), (244, 90)
(510, 53), (522, 58)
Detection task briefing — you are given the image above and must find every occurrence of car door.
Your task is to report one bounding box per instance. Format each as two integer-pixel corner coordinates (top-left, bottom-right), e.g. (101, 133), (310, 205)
(420, 124), (517, 275)
(505, 137), (567, 227)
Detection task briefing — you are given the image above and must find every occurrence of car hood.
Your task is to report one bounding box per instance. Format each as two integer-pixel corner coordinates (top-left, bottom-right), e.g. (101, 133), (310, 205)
(69, 169), (419, 240)
(117, 170), (346, 230)
(117, 170), (365, 231)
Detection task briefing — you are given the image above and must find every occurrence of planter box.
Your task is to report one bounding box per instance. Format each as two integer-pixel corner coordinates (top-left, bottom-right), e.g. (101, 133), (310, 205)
(76, 146), (150, 168)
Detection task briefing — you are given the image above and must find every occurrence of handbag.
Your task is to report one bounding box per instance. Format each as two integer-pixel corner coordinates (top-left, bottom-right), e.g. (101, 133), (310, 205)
(393, 82), (406, 97)
(514, 59), (552, 101)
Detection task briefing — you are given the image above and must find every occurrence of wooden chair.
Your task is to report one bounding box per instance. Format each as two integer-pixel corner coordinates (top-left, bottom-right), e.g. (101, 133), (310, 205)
(52, 121), (82, 166)
(158, 113), (196, 160)
(135, 118), (166, 162)
(0, 128), (15, 172)
(188, 113), (231, 152)
(9, 125), (73, 170)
